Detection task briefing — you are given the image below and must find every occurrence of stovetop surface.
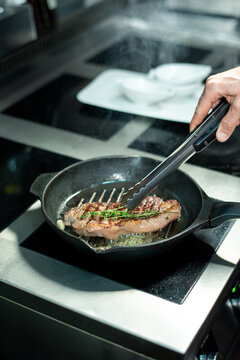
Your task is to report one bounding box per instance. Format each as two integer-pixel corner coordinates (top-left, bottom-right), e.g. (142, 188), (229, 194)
(0, 13), (240, 358)
(129, 118), (240, 177)
(3, 72), (240, 177)
(4, 74), (134, 141)
(0, 132), (235, 307)
(88, 35), (211, 72)
(21, 221), (233, 304)
(0, 137), (77, 232)
(0, 136), (236, 308)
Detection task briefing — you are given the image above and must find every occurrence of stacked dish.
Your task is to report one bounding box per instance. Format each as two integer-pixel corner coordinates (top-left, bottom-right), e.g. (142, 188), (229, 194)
(120, 76), (174, 105)
(120, 63), (212, 105)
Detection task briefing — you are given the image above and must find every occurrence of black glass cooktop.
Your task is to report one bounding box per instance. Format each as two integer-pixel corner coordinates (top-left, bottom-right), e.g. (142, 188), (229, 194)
(21, 221), (233, 304)
(4, 73), (240, 176)
(0, 137), (77, 232)
(88, 35), (211, 72)
(129, 119), (240, 177)
(4, 71), (240, 177)
(4, 74), (134, 141)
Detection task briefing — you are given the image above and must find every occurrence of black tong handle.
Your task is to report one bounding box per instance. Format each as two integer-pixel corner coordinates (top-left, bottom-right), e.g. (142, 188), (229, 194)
(122, 98), (230, 210)
(192, 98), (230, 152)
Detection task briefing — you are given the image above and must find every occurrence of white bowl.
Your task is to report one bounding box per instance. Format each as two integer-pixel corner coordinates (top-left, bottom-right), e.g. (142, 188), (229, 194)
(171, 82), (203, 97)
(149, 63), (212, 86)
(120, 76), (174, 104)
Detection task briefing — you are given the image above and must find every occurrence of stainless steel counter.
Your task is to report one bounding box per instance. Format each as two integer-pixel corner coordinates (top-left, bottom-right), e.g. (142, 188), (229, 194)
(0, 4), (240, 359)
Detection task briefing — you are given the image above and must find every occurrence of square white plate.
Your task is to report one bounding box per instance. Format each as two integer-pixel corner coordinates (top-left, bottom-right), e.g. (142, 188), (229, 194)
(77, 69), (204, 124)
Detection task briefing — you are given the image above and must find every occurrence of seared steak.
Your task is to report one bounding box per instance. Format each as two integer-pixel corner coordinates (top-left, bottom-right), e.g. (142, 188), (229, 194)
(63, 195), (181, 240)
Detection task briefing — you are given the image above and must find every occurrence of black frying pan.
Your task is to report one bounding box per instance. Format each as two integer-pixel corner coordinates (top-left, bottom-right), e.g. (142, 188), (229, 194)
(30, 155), (240, 261)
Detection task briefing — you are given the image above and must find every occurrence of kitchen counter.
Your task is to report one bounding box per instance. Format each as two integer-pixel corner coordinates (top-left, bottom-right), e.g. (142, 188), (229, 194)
(0, 3), (240, 359)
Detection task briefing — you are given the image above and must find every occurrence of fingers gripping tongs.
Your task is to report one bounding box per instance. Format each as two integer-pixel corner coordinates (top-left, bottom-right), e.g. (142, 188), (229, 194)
(121, 99), (230, 210)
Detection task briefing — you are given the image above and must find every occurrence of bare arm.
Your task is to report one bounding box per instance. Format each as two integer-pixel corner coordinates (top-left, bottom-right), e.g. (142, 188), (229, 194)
(190, 66), (240, 142)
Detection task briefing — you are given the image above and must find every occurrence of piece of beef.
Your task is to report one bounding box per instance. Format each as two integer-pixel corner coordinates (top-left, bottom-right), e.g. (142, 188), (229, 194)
(63, 195), (181, 240)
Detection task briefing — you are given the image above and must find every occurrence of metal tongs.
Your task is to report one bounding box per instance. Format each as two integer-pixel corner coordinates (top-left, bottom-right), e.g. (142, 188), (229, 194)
(121, 98), (230, 210)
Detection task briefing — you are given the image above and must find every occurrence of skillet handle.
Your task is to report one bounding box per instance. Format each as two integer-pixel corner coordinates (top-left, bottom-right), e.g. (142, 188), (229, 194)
(209, 201), (240, 228)
(30, 172), (57, 199)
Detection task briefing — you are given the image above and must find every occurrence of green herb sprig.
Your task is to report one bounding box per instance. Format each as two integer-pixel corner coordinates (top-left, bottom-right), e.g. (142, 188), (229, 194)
(80, 208), (174, 220)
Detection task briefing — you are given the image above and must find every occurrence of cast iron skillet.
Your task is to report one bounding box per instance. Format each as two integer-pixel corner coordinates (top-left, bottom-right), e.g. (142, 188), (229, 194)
(30, 155), (240, 261)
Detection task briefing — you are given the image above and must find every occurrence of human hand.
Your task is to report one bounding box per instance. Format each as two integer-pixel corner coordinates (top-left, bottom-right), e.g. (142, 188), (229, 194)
(190, 66), (240, 142)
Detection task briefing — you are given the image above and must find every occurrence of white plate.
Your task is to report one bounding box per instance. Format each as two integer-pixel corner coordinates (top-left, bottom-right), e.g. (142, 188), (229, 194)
(77, 69), (204, 124)
(149, 63), (212, 85)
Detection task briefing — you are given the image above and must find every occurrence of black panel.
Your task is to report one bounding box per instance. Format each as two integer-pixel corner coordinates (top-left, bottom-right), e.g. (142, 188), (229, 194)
(88, 35), (211, 72)
(0, 138), (77, 232)
(129, 119), (240, 177)
(3, 72), (240, 176)
(4, 74), (134, 141)
(21, 222), (232, 304)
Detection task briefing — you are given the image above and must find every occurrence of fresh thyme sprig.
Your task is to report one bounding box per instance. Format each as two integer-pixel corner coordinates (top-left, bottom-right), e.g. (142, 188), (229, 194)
(80, 208), (177, 220)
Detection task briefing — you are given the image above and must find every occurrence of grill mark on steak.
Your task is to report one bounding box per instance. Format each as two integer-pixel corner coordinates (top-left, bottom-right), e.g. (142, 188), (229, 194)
(64, 195), (181, 240)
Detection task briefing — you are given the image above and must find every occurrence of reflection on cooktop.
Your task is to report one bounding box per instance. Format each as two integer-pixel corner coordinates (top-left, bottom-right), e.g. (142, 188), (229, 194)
(0, 138), (77, 232)
(4, 74), (134, 141)
(88, 35), (211, 72)
(20, 222), (218, 304)
(129, 119), (240, 176)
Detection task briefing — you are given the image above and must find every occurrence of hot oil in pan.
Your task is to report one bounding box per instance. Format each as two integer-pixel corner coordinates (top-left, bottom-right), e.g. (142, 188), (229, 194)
(59, 180), (187, 250)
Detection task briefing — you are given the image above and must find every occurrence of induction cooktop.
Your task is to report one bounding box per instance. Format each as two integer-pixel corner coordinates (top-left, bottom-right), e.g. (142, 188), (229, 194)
(88, 35), (211, 72)
(21, 221), (234, 304)
(3, 74), (134, 141)
(3, 73), (240, 177)
(129, 119), (240, 177)
(0, 137), (77, 232)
